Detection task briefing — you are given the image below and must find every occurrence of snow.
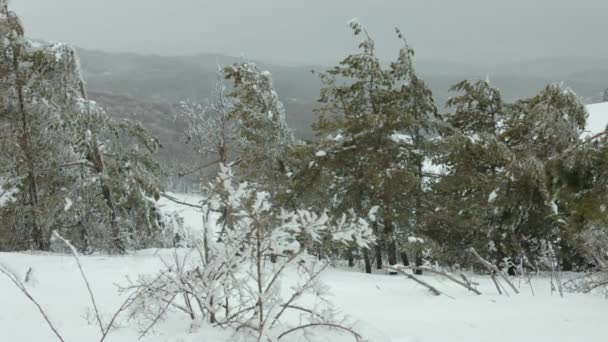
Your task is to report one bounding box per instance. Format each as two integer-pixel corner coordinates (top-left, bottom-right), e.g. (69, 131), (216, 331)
(347, 17), (360, 26)
(550, 200), (559, 215)
(407, 236), (424, 244)
(1, 251), (607, 342)
(315, 150), (327, 157)
(422, 157), (447, 176)
(488, 189), (498, 203)
(63, 198), (73, 211)
(390, 132), (413, 145)
(1, 193), (607, 342)
(584, 102), (608, 137)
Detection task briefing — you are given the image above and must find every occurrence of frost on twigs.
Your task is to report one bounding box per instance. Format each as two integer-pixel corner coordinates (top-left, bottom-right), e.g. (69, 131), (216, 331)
(126, 165), (372, 341)
(564, 225), (608, 295)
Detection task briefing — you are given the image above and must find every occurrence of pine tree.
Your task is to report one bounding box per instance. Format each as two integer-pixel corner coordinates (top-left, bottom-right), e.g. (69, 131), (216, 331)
(223, 62), (296, 195)
(430, 81), (588, 268)
(295, 22), (440, 273)
(426, 80), (513, 262)
(0, 2), (163, 252)
(0, 5), (80, 250)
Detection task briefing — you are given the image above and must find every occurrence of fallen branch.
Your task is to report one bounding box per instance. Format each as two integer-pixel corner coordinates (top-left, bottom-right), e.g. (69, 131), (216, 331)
(459, 272), (479, 287)
(161, 193), (201, 209)
(468, 248), (519, 294)
(408, 266), (482, 295)
(386, 266), (445, 297)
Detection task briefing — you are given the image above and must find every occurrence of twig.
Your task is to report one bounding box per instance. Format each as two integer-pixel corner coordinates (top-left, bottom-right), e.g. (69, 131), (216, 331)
(53, 231), (105, 335)
(0, 264), (66, 342)
(99, 286), (146, 342)
(278, 322), (363, 341)
(138, 293), (178, 340)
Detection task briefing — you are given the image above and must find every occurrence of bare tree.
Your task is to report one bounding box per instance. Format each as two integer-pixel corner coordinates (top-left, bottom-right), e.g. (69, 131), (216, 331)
(181, 68), (243, 171)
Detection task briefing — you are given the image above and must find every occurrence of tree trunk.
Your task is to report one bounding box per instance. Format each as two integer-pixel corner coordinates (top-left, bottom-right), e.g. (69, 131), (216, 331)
(100, 179), (124, 253)
(15, 53), (45, 251)
(385, 220), (398, 265)
(385, 220), (398, 275)
(363, 248), (372, 274)
(414, 253), (423, 275)
(401, 251), (409, 266)
(347, 248), (355, 267)
(373, 222), (382, 269)
(90, 141), (124, 253)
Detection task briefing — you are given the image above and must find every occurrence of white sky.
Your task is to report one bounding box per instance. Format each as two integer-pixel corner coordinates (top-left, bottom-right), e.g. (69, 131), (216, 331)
(11, 0), (608, 66)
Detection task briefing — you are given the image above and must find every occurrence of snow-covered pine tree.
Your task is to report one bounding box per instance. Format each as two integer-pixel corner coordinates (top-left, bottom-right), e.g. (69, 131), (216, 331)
(431, 81), (588, 269)
(0, 4), (83, 250)
(296, 21), (440, 273)
(499, 84), (586, 269)
(0, 1), (164, 252)
(426, 80), (514, 262)
(223, 62), (296, 195)
(547, 114), (608, 270)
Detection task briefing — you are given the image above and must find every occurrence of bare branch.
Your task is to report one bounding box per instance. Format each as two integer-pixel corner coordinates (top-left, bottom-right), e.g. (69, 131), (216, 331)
(278, 322), (363, 341)
(387, 266), (446, 297)
(468, 248), (519, 294)
(53, 231), (105, 335)
(0, 264), (66, 342)
(160, 193), (201, 209)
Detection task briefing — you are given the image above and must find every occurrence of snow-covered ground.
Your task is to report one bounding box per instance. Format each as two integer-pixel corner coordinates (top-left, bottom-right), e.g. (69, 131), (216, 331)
(1, 193), (607, 342)
(1, 250), (607, 342)
(585, 102), (608, 136)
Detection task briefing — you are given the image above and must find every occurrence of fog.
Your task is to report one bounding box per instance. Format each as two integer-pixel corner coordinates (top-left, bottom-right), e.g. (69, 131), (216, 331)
(13, 0), (608, 66)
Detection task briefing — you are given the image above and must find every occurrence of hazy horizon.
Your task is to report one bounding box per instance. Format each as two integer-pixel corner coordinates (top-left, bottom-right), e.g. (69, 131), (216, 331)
(12, 0), (608, 67)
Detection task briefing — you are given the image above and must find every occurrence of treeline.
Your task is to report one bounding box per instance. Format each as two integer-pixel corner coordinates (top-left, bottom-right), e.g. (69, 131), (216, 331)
(196, 22), (608, 273)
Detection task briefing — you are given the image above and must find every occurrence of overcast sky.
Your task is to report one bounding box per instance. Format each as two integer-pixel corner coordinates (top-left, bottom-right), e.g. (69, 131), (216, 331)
(12, 0), (608, 66)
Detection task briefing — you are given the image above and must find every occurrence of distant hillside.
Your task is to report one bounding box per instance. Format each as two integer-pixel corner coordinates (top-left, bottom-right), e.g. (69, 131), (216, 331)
(79, 49), (607, 170)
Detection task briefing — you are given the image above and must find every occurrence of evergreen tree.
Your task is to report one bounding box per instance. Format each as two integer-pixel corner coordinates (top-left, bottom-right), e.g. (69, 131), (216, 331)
(223, 62), (296, 195)
(0, 5), (79, 250)
(295, 21), (440, 273)
(0, 2), (163, 252)
(426, 80), (513, 262)
(430, 81), (588, 268)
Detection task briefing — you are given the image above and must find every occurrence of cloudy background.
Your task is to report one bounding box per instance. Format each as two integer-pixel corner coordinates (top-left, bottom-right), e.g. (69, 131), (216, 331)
(12, 0), (608, 66)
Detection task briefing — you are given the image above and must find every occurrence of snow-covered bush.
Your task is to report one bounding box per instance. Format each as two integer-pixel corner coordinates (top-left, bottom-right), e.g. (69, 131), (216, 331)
(564, 225), (608, 295)
(126, 166), (373, 341)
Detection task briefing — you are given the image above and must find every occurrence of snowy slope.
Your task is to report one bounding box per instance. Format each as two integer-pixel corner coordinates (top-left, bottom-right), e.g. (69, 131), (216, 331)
(1, 194), (607, 342)
(585, 102), (608, 136)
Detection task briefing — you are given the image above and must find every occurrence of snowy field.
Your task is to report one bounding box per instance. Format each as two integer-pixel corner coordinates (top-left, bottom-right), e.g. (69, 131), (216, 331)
(1, 192), (608, 342)
(1, 250), (607, 342)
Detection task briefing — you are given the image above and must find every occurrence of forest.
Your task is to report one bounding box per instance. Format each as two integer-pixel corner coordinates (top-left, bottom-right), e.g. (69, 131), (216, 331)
(1, 1), (607, 341)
